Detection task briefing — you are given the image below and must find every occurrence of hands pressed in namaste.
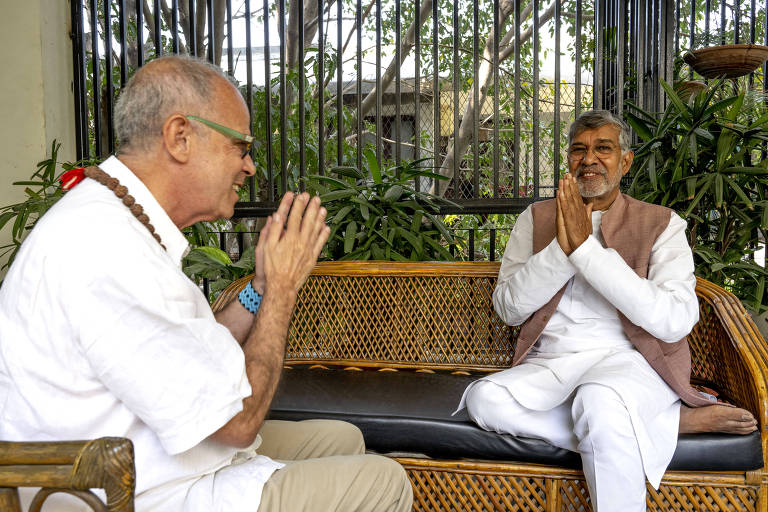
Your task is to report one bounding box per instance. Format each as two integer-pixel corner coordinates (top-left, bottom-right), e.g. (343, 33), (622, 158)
(556, 173), (593, 256)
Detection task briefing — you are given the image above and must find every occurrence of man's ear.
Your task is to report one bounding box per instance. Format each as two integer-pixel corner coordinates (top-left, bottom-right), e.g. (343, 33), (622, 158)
(162, 114), (193, 164)
(620, 150), (634, 177)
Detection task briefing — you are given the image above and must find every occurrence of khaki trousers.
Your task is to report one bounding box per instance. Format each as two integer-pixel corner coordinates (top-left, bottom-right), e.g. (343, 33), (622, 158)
(256, 419), (413, 512)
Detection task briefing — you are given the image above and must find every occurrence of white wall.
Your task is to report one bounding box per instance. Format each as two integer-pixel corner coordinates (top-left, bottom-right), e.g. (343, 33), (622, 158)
(0, 0), (76, 276)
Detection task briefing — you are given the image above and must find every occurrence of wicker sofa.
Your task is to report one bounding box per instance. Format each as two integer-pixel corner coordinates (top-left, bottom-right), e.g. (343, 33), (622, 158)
(214, 261), (768, 512)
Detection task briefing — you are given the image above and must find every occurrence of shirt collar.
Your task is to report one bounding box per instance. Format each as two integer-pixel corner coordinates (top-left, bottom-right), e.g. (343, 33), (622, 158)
(98, 156), (190, 266)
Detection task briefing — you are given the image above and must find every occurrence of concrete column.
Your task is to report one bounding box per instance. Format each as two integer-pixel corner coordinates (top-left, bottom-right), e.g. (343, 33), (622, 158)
(0, 0), (76, 276)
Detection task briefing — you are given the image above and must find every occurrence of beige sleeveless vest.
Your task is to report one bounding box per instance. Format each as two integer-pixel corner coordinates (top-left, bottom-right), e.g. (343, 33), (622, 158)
(513, 193), (710, 407)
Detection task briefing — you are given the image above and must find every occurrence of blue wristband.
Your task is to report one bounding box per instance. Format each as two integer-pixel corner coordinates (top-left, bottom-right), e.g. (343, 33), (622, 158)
(238, 281), (263, 315)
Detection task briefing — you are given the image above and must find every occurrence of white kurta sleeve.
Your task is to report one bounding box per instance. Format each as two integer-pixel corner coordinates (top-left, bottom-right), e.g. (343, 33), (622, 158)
(493, 206), (577, 326)
(568, 212), (699, 342)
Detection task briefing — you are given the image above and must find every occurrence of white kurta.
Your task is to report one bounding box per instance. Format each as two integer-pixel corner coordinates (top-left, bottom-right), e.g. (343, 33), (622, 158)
(0, 156), (282, 511)
(460, 204), (701, 488)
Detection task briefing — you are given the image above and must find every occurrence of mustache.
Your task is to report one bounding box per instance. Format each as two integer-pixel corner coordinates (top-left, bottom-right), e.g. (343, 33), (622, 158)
(575, 166), (606, 178)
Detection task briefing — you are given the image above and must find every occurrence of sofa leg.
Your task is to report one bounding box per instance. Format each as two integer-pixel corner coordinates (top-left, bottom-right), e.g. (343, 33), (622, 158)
(545, 479), (561, 512)
(0, 487), (21, 512)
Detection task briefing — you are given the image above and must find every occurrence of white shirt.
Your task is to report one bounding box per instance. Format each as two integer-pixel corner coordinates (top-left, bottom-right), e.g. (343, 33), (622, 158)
(466, 204), (700, 487)
(0, 156), (282, 511)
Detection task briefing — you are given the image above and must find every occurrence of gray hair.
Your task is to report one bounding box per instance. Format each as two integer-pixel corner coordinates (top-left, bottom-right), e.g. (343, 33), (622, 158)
(568, 109), (631, 152)
(114, 55), (237, 153)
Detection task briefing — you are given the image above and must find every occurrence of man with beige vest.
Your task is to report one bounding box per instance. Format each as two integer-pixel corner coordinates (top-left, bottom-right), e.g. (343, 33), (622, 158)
(460, 110), (757, 511)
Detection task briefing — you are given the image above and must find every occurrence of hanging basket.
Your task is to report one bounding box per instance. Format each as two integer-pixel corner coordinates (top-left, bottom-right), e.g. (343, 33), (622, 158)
(683, 44), (768, 79)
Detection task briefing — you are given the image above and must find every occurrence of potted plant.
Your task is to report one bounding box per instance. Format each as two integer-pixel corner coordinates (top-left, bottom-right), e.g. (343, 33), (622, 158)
(625, 78), (768, 315)
(682, 32), (768, 79)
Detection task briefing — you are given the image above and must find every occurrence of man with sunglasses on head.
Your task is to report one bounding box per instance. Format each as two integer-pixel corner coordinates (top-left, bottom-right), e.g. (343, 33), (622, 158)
(0, 55), (412, 511)
(458, 110), (757, 511)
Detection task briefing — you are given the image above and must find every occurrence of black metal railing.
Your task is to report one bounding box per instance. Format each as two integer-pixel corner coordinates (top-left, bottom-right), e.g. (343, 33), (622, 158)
(69, 0), (768, 261)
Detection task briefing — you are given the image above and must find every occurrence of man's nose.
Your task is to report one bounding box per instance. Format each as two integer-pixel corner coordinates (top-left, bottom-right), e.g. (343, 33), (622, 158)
(242, 154), (257, 177)
(582, 147), (599, 165)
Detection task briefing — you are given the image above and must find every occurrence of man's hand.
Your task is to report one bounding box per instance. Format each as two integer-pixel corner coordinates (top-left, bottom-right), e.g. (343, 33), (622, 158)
(262, 192), (330, 300)
(210, 192), (329, 448)
(556, 173), (592, 256)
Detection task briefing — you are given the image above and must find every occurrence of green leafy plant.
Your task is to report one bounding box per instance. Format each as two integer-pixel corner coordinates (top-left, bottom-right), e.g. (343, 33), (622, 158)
(182, 244), (255, 297)
(0, 141), (100, 273)
(306, 151), (461, 261)
(625, 77), (768, 313)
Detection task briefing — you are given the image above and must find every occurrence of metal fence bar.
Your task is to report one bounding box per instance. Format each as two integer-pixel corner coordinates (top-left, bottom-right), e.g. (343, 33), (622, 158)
(263, 0), (274, 201)
(189, 0), (197, 56)
(513, 0), (521, 198)
(469, 229), (475, 261)
(490, 228), (496, 262)
(89, 0), (102, 157)
(375, 0), (382, 168)
(414, 0), (421, 176)
(594, 0), (604, 109)
(318, 0), (325, 177)
(245, 0), (255, 200)
(553, 0), (561, 190)
(225, 0), (232, 71)
(172, 0), (180, 54)
(356, 0), (363, 172)
(207, 0), (215, 62)
(137, 0), (144, 65)
(720, 0), (726, 44)
(118, 0), (128, 87)
(575, 0), (582, 116)
(278, 0), (288, 194)
(472, 0), (479, 198)
(492, 0), (499, 198)
(104, 0), (115, 154)
(532, 0), (539, 198)
(452, 0), (459, 194)
(72, 0), (88, 159)
(337, 0), (343, 166)
(395, 0), (402, 166)
(154, 0), (162, 57)
(298, 0), (306, 189)
(432, 0), (440, 194)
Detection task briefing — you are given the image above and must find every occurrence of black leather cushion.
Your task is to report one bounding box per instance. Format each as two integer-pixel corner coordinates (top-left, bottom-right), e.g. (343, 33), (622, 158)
(268, 368), (763, 471)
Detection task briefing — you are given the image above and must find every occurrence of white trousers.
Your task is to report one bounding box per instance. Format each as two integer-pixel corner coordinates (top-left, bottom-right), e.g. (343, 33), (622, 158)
(465, 380), (647, 512)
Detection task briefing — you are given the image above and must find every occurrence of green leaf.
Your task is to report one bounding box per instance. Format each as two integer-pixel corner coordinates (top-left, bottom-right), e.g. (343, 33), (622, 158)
(344, 221), (358, 253)
(320, 190), (357, 202)
(689, 133), (697, 168)
(191, 246), (233, 266)
(660, 80), (689, 116)
(365, 149), (382, 184)
(359, 202), (370, 221)
(0, 212), (16, 231)
(383, 185), (404, 202)
(755, 277), (765, 312)
(624, 112), (654, 141)
(333, 205), (354, 223)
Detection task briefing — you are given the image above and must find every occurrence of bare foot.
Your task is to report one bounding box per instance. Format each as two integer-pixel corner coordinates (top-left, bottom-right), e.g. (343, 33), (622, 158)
(679, 404), (758, 434)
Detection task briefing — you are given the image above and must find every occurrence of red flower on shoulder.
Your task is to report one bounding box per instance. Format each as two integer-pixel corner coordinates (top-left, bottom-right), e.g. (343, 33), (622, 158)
(60, 168), (86, 190)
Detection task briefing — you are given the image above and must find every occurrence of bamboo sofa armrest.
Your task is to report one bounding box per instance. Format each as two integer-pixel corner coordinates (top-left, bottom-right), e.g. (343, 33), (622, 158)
(692, 277), (768, 470)
(0, 437), (135, 512)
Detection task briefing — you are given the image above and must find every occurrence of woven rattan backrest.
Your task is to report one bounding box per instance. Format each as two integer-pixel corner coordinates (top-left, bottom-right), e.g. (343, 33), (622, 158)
(286, 262), (516, 372)
(214, 263), (756, 394)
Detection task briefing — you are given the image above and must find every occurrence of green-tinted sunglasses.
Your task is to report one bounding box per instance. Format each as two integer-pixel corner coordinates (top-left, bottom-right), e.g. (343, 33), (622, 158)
(186, 115), (255, 158)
